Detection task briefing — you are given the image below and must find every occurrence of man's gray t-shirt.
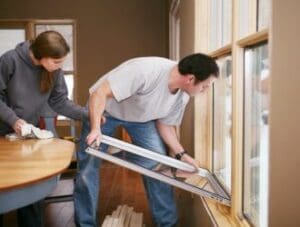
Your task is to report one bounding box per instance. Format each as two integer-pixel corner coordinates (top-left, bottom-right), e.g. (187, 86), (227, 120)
(89, 57), (190, 126)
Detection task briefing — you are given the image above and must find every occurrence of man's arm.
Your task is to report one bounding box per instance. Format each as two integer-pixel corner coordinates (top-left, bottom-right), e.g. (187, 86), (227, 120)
(156, 121), (198, 170)
(86, 80), (114, 146)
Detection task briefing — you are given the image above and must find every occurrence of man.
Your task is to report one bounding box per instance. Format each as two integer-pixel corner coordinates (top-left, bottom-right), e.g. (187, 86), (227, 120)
(74, 53), (219, 227)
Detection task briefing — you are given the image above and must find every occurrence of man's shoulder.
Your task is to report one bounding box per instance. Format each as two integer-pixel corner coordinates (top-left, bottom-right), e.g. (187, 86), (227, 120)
(126, 56), (176, 65)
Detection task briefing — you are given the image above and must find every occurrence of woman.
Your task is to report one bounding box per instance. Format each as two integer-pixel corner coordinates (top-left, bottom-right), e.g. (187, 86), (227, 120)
(0, 31), (88, 227)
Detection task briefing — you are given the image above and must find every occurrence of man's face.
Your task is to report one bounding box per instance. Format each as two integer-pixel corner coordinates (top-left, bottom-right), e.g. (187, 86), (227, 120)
(183, 75), (216, 97)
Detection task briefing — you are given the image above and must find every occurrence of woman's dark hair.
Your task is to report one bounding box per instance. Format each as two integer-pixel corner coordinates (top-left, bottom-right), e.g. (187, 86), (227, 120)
(178, 53), (219, 82)
(30, 30), (70, 93)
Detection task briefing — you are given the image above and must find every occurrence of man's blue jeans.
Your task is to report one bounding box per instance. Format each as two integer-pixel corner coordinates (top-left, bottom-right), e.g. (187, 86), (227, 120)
(74, 115), (178, 227)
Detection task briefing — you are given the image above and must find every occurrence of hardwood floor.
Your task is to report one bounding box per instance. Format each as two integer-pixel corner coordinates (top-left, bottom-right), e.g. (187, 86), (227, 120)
(3, 161), (201, 227)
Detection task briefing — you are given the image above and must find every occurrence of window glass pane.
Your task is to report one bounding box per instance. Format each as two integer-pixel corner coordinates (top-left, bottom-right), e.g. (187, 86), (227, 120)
(258, 0), (271, 30)
(35, 24), (74, 71)
(64, 74), (74, 100)
(0, 29), (25, 56)
(209, 0), (232, 51)
(86, 136), (231, 206)
(243, 43), (269, 227)
(209, 0), (219, 51)
(222, 0), (232, 45)
(213, 56), (232, 191)
(239, 0), (251, 37)
(57, 74), (74, 120)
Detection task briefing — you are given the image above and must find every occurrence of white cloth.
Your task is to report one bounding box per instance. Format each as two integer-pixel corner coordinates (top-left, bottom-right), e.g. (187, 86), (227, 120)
(6, 124), (54, 140)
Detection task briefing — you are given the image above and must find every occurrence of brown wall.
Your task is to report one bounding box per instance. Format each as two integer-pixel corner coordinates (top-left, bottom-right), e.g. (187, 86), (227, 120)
(269, 0), (300, 226)
(0, 0), (169, 105)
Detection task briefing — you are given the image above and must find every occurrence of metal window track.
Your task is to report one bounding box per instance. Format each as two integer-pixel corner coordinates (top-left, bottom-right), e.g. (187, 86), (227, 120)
(86, 147), (230, 206)
(102, 135), (205, 175)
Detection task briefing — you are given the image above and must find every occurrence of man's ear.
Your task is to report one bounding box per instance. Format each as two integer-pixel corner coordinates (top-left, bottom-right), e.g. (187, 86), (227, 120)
(186, 74), (195, 84)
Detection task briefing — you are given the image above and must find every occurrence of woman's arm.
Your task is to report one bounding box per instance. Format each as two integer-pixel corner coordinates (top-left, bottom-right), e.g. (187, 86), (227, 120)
(48, 71), (88, 120)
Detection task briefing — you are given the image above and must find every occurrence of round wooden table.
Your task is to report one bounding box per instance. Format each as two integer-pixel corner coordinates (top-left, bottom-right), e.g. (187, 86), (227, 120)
(0, 137), (75, 214)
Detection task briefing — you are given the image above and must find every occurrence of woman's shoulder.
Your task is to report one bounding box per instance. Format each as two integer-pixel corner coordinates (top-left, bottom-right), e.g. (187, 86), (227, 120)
(0, 50), (19, 73)
(1, 49), (18, 63)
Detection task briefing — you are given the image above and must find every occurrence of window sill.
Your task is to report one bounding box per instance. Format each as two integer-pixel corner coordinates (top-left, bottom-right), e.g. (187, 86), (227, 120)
(201, 197), (250, 227)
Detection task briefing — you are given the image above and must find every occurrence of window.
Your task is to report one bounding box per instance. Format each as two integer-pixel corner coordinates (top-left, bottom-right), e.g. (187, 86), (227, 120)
(169, 0), (180, 61)
(0, 29), (25, 56)
(239, 0), (271, 37)
(239, 0), (254, 37)
(195, 0), (270, 225)
(243, 43), (269, 227)
(212, 55), (232, 192)
(86, 135), (231, 206)
(209, 0), (232, 51)
(258, 0), (271, 30)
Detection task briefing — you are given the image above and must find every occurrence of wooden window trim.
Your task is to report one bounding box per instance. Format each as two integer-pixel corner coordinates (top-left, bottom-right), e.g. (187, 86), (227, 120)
(169, 0), (181, 139)
(236, 28), (268, 47)
(209, 44), (232, 59)
(169, 0), (180, 60)
(194, 0), (211, 169)
(0, 20), (32, 40)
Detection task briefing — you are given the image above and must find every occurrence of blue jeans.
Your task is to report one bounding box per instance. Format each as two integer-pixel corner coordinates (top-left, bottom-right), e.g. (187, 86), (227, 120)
(74, 115), (178, 227)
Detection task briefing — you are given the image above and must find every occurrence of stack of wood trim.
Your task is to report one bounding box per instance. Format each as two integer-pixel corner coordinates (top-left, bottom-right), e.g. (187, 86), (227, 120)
(102, 204), (144, 227)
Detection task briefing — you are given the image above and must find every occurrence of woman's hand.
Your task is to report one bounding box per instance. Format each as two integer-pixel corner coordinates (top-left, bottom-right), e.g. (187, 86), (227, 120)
(13, 119), (27, 136)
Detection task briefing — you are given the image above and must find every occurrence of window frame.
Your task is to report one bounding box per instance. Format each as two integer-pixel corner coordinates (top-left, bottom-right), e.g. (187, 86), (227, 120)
(193, 0), (270, 226)
(242, 40), (269, 227)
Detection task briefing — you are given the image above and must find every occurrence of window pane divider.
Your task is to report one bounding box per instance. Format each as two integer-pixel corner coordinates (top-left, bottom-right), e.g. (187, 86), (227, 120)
(236, 28), (268, 47)
(208, 44), (232, 58)
(63, 70), (74, 74)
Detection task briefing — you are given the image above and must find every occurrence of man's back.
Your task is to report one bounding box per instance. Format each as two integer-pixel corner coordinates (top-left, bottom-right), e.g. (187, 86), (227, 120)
(90, 57), (189, 125)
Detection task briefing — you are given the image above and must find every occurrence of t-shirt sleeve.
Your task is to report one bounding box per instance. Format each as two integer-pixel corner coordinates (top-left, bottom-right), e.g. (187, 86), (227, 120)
(90, 61), (148, 102)
(158, 94), (190, 126)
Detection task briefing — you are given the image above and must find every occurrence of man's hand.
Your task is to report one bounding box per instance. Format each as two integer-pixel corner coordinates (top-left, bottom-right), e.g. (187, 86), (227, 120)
(13, 119), (27, 136)
(101, 116), (106, 125)
(180, 153), (199, 172)
(86, 129), (102, 147)
(86, 116), (106, 147)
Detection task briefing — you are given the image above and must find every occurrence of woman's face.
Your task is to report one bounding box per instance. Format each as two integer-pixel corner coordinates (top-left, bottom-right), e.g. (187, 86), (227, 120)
(39, 56), (66, 72)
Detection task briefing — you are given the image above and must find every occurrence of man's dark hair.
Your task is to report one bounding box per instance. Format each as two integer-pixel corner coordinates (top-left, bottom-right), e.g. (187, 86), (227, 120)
(178, 53), (219, 82)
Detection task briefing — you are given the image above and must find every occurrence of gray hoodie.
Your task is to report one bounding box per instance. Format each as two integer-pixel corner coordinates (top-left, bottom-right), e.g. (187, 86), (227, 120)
(0, 41), (88, 135)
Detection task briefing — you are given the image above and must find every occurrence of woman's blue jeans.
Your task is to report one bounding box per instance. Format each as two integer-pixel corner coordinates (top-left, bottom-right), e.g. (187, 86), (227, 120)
(74, 115), (178, 227)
